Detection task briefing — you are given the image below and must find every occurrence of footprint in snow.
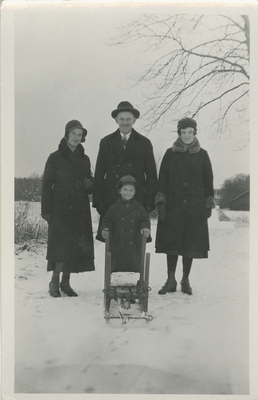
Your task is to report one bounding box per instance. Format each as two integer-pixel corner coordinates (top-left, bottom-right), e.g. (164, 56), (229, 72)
(84, 386), (94, 393)
(45, 359), (59, 365)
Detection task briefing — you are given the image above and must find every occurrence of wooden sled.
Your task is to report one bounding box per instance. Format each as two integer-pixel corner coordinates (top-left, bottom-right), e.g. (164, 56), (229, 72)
(103, 235), (153, 324)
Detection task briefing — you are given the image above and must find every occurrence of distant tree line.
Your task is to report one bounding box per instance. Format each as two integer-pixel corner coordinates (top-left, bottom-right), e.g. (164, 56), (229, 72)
(218, 173), (250, 209)
(15, 172), (250, 209)
(15, 173), (42, 201)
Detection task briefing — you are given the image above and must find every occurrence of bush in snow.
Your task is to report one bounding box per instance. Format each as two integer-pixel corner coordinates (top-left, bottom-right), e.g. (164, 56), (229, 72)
(15, 201), (48, 245)
(217, 209), (231, 221)
(217, 208), (249, 227)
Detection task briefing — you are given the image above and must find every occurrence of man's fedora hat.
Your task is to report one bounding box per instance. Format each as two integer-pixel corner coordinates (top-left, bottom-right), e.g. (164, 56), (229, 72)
(111, 101), (140, 119)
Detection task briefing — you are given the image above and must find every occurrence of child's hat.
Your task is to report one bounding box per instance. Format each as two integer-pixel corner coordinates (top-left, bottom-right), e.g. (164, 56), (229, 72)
(117, 175), (137, 190)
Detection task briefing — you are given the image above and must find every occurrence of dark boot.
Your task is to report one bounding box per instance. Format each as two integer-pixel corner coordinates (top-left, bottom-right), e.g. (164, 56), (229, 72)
(181, 257), (193, 295)
(158, 255), (178, 295)
(49, 274), (61, 298)
(60, 273), (78, 297)
(158, 272), (177, 295)
(180, 278), (192, 295)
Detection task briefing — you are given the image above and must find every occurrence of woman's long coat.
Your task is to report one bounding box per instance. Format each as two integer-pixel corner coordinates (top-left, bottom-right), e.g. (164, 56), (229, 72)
(101, 198), (150, 272)
(41, 138), (95, 273)
(93, 128), (157, 241)
(155, 147), (214, 257)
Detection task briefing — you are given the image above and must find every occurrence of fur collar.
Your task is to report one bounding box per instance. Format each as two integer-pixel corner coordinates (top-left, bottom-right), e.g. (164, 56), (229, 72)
(58, 137), (85, 159)
(172, 136), (201, 153)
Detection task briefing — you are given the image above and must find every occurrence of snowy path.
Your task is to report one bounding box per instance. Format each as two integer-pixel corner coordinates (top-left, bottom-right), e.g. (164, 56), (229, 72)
(15, 208), (249, 394)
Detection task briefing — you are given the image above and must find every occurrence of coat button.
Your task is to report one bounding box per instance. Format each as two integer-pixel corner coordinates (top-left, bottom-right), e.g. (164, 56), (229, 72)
(130, 230), (133, 233)
(184, 182), (188, 186)
(116, 175), (119, 178)
(128, 163), (132, 167)
(129, 241), (133, 245)
(121, 217), (125, 220)
(183, 200), (187, 204)
(71, 190), (74, 194)
(70, 205), (73, 209)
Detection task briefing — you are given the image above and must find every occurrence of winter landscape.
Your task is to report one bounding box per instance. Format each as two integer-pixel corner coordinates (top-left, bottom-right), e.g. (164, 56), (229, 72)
(14, 202), (249, 395)
(1, 4), (256, 398)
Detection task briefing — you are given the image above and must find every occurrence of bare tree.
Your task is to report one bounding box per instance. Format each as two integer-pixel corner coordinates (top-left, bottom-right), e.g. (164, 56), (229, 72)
(111, 14), (249, 147)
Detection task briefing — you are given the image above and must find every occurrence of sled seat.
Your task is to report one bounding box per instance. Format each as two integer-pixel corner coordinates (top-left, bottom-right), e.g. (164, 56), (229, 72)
(103, 236), (153, 324)
(110, 272), (139, 287)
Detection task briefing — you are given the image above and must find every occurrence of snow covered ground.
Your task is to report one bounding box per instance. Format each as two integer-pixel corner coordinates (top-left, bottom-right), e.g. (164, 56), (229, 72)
(14, 205), (250, 394)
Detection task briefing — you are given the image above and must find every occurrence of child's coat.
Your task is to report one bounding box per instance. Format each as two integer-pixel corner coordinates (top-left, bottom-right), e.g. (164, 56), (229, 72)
(101, 197), (150, 272)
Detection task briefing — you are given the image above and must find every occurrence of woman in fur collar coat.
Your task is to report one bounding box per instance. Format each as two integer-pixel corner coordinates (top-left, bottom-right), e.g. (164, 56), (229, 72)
(155, 118), (214, 295)
(41, 120), (95, 298)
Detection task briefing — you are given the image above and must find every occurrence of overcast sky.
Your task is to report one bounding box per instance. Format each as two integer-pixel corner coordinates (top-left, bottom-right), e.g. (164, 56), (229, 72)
(13, 3), (251, 188)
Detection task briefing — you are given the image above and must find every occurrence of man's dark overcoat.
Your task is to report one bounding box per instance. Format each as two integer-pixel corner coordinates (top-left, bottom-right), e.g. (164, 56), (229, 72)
(41, 138), (95, 273)
(93, 128), (157, 241)
(155, 147), (214, 257)
(101, 197), (150, 272)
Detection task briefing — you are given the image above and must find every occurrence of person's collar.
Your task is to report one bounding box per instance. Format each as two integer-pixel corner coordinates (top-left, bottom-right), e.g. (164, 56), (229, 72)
(120, 131), (131, 139)
(121, 197), (134, 203)
(58, 137), (84, 158)
(172, 136), (201, 153)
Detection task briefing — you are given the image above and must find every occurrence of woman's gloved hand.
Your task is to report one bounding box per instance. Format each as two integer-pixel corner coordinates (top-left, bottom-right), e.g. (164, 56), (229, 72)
(83, 177), (94, 191)
(140, 228), (151, 238)
(102, 228), (110, 239)
(157, 202), (166, 221)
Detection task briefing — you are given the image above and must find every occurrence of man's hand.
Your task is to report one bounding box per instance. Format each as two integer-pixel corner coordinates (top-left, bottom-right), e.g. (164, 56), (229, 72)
(141, 228), (151, 238)
(102, 228), (110, 239)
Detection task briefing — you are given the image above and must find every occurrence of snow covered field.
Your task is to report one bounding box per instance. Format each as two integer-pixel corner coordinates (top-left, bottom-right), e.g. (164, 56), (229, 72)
(14, 204), (250, 394)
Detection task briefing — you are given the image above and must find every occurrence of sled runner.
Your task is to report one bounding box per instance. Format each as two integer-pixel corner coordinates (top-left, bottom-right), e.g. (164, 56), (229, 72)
(103, 235), (153, 324)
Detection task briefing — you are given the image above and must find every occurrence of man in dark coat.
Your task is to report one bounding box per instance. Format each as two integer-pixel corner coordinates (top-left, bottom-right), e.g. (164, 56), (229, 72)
(155, 118), (214, 296)
(41, 120), (95, 298)
(93, 101), (157, 241)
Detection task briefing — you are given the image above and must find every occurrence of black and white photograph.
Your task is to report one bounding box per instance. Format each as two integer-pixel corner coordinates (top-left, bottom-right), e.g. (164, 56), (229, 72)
(1, 0), (258, 398)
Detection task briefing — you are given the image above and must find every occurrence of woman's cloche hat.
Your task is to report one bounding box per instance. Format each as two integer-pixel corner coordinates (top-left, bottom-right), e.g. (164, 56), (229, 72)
(177, 117), (197, 134)
(117, 175), (138, 191)
(65, 120), (88, 142)
(111, 101), (140, 119)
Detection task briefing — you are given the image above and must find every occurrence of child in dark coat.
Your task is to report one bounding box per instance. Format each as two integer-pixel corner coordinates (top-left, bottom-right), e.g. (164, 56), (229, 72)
(101, 175), (151, 273)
